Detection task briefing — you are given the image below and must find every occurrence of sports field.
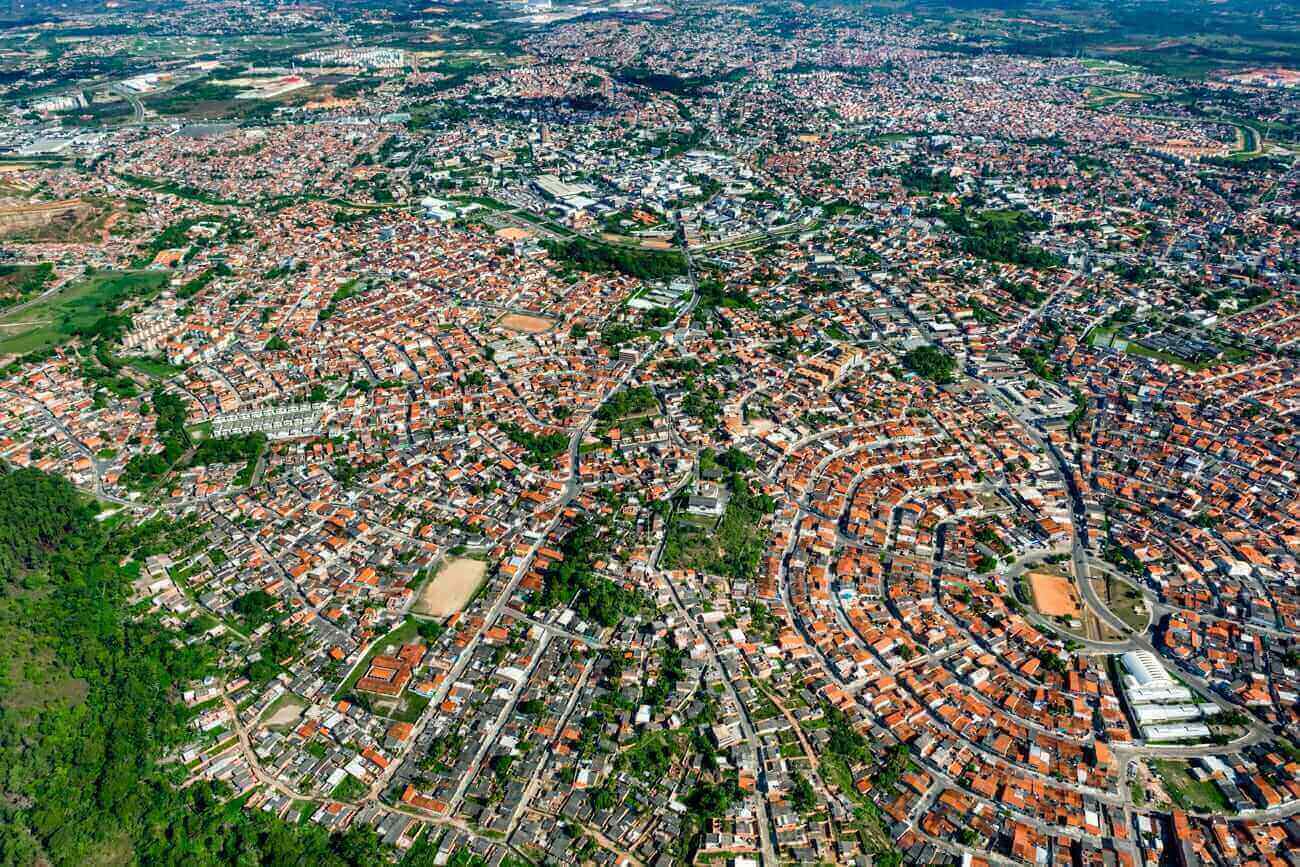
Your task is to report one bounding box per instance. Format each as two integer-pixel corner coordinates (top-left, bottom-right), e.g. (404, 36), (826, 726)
(499, 312), (554, 334)
(414, 557), (488, 618)
(1029, 571), (1081, 618)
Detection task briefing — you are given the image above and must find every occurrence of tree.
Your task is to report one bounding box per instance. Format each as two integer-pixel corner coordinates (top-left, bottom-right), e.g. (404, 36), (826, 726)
(902, 345), (957, 384)
(0, 467), (383, 865)
(232, 588), (279, 629)
(790, 771), (816, 813)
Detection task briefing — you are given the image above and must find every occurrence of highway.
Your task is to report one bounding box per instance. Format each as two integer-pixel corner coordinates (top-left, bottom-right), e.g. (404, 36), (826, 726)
(107, 83), (147, 124)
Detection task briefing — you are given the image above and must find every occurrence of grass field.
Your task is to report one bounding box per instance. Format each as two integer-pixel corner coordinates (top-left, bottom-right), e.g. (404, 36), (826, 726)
(0, 262), (54, 308)
(1090, 326), (1251, 372)
(1092, 573), (1149, 633)
(126, 356), (188, 379)
(1152, 759), (1229, 812)
(1085, 86), (1150, 108)
(0, 270), (167, 356)
(113, 172), (241, 206)
(390, 691), (431, 724)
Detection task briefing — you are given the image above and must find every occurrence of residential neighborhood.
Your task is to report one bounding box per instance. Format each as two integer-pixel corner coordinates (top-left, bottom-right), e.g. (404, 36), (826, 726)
(1, 0), (1299, 865)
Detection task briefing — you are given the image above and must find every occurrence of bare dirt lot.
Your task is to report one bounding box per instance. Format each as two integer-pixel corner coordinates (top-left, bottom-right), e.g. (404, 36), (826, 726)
(499, 312), (555, 334)
(259, 693), (308, 730)
(1029, 571), (1082, 618)
(0, 198), (109, 243)
(415, 556), (488, 618)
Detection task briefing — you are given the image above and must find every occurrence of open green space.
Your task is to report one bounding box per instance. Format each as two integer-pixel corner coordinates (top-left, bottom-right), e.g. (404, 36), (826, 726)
(661, 471), (774, 583)
(1085, 85), (1151, 108)
(0, 269), (168, 357)
(535, 518), (643, 628)
(936, 206), (1062, 270)
(1152, 759), (1230, 812)
(499, 422), (568, 469)
(1092, 574), (1149, 633)
(113, 172), (241, 206)
(126, 355), (189, 379)
(390, 691), (432, 724)
(0, 262), (55, 310)
(544, 237), (686, 281)
(1092, 327), (1251, 372)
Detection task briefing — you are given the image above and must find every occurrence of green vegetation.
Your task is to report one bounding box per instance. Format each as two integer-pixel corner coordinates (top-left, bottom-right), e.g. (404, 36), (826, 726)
(319, 279), (365, 320)
(700, 447), (755, 475)
(615, 66), (744, 96)
(499, 422), (568, 469)
(142, 79), (286, 121)
(790, 770), (817, 813)
(599, 322), (647, 347)
(695, 273), (755, 312)
(900, 162), (957, 194)
(121, 388), (191, 489)
(966, 297), (1000, 325)
(641, 646), (686, 709)
(0, 262), (55, 310)
(662, 473), (775, 581)
(334, 616), (422, 701)
(0, 466), (390, 864)
(0, 269), (168, 359)
(825, 704), (871, 764)
(595, 386), (658, 432)
(332, 457), (380, 490)
(331, 774), (367, 802)
(231, 588), (279, 630)
(537, 518), (642, 628)
(937, 207), (1062, 269)
(132, 216), (218, 268)
(544, 238), (686, 280)
(902, 344), (957, 384)
(1152, 759), (1229, 812)
(126, 355), (187, 379)
(685, 777), (745, 817)
(114, 172), (241, 206)
(244, 624), (303, 685)
(1019, 346), (1060, 382)
(176, 263), (232, 300)
(191, 431), (265, 468)
(122, 389), (259, 488)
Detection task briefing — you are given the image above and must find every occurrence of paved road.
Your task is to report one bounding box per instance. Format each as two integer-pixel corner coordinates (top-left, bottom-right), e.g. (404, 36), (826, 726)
(446, 632), (552, 812)
(975, 376), (1278, 756)
(651, 512), (778, 867)
(503, 658), (595, 835)
(108, 83), (146, 124)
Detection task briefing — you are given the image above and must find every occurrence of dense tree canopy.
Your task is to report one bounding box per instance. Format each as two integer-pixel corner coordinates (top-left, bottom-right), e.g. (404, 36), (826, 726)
(902, 344), (957, 384)
(0, 467), (387, 865)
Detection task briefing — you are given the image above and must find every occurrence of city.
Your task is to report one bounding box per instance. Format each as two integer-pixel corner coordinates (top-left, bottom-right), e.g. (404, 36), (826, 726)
(0, 1), (1298, 865)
